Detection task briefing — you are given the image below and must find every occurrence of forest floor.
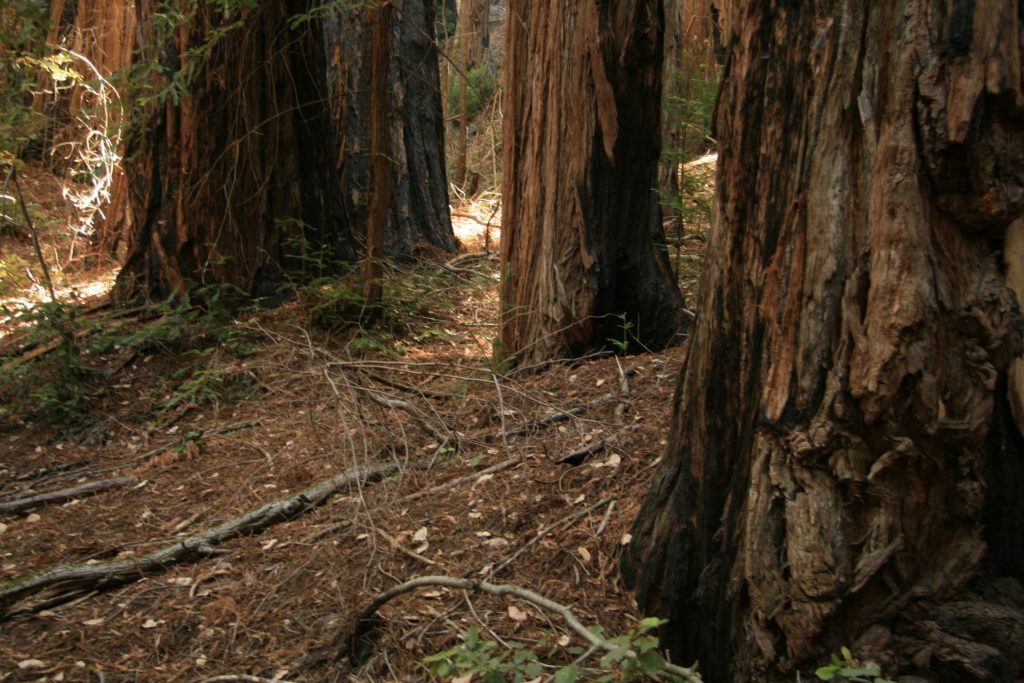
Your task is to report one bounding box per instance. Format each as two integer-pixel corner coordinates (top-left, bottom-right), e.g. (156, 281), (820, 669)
(0, 163), (710, 682)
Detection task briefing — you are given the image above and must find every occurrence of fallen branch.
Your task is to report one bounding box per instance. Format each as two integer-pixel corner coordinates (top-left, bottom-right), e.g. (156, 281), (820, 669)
(348, 377), (453, 447)
(556, 424), (638, 466)
(501, 393), (616, 440)
(345, 575), (701, 682)
(0, 477), (134, 515)
(491, 496), (615, 576)
(199, 676), (298, 683)
(126, 420), (264, 469)
(398, 455), (522, 504)
(0, 459), (415, 619)
(375, 528), (442, 567)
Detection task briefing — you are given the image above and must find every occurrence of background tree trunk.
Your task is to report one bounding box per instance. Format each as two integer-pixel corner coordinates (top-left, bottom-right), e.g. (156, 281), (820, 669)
(323, 0), (456, 259)
(498, 0), (684, 369)
(625, 2), (1024, 681)
(362, 0), (392, 320)
(451, 0), (489, 188)
(113, 0), (351, 302)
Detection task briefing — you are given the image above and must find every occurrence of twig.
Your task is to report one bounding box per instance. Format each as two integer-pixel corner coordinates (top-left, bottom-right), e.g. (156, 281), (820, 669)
(595, 501), (616, 536)
(491, 497), (616, 576)
(345, 575), (701, 682)
(0, 477), (134, 515)
(556, 424), (638, 466)
(5, 164), (56, 301)
(502, 407), (583, 437)
(397, 455), (522, 504)
(123, 421), (263, 470)
(349, 377), (452, 447)
(491, 372), (511, 454)
(374, 528), (441, 567)
(197, 676), (298, 683)
(0, 459), (420, 619)
(501, 393), (616, 439)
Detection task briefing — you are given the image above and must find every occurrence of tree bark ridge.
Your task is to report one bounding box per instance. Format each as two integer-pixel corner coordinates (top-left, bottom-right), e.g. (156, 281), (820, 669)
(626, 2), (1024, 681)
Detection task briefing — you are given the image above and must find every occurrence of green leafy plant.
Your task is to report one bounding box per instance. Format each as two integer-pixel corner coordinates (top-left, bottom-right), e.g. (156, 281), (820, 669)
(607, 313), (635, 354)
(0, 295), (91, 426)
(449, 64), (499, 120)
(815, 647), (896, 683)
(422, 626), (543, 683)
(422, 617), (687, 683)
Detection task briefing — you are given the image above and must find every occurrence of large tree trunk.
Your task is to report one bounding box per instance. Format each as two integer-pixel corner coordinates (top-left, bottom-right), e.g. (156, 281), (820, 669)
(113, 0), (351, 302)
(625, 2), (1024, 682)
(498, 0), (685, 369)
(323, 0), (456, 259)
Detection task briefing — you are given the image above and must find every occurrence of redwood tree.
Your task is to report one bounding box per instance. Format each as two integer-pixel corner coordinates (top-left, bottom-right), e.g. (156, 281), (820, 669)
(322, 0), (456, 258)
(626, 2), (1024, 682)
(114, 0), (351, 301)
(498, 0), (685, 369)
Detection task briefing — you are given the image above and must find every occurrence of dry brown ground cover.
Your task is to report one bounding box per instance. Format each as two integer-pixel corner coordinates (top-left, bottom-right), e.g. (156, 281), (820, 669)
(0, 171), (698, 682)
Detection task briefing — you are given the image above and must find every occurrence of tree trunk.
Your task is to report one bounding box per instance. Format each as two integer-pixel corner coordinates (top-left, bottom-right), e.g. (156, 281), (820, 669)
(113, 0), (351, 302)
(323, 0), (456, 259)
(362, 0), (392, 319)
(658, 0), (683, 235)
(451, 0), (489, 188)
(625, 2), (1024, 682)
(498, 0), (685, 369)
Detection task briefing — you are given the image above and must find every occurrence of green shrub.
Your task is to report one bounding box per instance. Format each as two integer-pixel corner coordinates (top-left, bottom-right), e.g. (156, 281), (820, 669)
(449, 64), (499, 120)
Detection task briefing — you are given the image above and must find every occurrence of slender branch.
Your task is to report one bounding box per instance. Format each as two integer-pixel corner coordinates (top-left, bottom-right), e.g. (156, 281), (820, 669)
(0, 478), (134, 515)
(198, 676), (297, 683)
(5, 164), (56, 301)
(347, 575), (701, 682)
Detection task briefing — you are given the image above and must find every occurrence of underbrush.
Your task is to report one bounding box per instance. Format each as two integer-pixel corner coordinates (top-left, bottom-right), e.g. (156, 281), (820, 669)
(0, 284), (259, 434)
(0, 257), (496, 436)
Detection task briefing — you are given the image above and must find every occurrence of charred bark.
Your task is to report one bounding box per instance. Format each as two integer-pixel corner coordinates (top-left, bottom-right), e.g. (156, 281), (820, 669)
(322, 0), (456, 259)
(625, 2), (1024, 682)
(113, 0), (351, 302)
(498, 0), (685, 369)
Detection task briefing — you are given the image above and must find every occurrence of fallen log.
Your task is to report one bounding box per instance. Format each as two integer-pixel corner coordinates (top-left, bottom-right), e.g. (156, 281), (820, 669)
(0, 478), (134, 515)
(0, 459), (416, 619)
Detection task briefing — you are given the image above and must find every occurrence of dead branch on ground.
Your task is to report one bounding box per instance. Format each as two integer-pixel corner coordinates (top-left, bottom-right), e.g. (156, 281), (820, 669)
(342, 575), (701, 682)
(0, 477), (133, 515)
(0, 459), (418, 620)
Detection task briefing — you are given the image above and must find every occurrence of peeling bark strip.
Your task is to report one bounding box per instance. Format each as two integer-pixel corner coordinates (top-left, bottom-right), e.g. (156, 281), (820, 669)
(626, 2), (1024, 682)
(498, 0), (684, 369)
(0, 461), (412, 619)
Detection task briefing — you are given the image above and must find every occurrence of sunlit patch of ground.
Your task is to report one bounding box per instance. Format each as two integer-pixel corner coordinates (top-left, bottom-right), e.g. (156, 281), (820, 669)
(1, 162), (119, 342)
(452, 191), (502, 253)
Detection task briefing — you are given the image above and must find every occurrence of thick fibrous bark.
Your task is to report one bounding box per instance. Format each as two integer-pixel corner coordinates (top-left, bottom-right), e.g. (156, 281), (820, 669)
(323, 0), (456, 258)
(114, 0), (351, 301)
(499, 1), (684, 369)
(625, 3), (1024, 682)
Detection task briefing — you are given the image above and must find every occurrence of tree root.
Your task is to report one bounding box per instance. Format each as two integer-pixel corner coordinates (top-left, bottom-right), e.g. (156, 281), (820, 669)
(0, 459), (415, 620)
